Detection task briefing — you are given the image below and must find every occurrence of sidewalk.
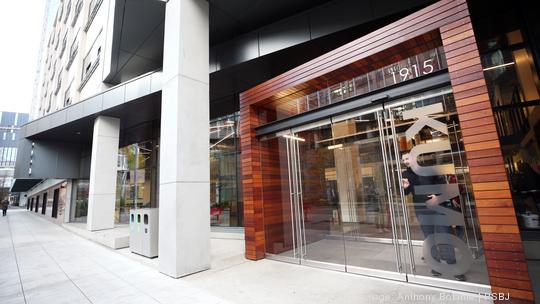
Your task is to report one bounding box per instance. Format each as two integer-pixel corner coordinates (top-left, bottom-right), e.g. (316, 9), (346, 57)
(0, 209), (492, 304)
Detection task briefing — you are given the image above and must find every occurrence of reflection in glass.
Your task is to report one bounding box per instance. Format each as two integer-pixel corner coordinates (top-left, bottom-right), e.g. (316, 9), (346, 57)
(210, 113), (243, 227)
(261, 89), (490, 288)
(295, 124), (346, 266)
(481, 40), (540, 231)
(71, 179), (89, 222)
(333, 112), (400, 272)
(115, 141), (156, 224)
(387, 91), (489, 284)
(258, 47), (447, 123)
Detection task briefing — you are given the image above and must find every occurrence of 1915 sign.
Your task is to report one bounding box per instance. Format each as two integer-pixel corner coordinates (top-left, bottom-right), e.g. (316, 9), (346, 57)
(384, 49), (443, 86)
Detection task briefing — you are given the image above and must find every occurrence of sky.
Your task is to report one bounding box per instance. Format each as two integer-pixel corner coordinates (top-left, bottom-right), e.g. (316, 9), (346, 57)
(0, 1), (48, 115)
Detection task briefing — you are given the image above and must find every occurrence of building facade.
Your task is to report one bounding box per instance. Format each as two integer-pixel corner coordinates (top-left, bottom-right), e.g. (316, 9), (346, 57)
(1, 112), (29, 203)
(13, 0), (539, 302)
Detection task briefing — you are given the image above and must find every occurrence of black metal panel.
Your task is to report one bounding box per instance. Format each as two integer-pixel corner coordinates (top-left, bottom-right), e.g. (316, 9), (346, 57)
(209, 0), (436, 71)
(259, 14), (311, 56)
(104, 0), (165, 84)
(10, 179), (42, 193)
(309, 0), (373, 39)
(14, 138), (82, 180)
(214, 32), (259, 70)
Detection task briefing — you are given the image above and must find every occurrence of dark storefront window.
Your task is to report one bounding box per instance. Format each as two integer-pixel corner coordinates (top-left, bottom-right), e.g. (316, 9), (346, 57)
(472, 6), (540, 232)
(210, 113), (243, 227)
(116, 140), (157, 224)
(71, 179), (89, 222)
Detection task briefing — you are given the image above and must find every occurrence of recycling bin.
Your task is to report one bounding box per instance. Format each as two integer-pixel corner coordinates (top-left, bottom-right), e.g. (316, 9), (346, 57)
(129, 208), (159, 258)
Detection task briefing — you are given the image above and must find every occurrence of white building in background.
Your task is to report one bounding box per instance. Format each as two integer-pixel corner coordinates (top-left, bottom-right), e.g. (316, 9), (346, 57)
(37, 0), (112, 118)
(0, 112), (29, 202)
(14, 0), (208, 279)
(31, 0), (58, 120)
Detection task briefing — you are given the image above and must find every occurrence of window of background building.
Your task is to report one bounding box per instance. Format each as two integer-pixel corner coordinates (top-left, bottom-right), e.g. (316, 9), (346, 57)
(80, 30), (102, 88)
(210, 113), (243, 227)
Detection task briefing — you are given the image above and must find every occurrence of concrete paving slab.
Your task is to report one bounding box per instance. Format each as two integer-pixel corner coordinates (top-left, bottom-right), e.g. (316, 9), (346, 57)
(0, 209), (493, 304)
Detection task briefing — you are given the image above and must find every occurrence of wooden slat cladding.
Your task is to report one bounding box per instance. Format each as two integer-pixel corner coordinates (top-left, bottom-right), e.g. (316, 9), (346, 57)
(239, 0), (533, 302)
(240, 105), (266, 260)
(440, 10), (533, 303)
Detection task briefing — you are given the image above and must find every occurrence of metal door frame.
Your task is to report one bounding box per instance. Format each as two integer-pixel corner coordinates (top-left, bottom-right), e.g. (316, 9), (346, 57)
(267, 96), (492, 293)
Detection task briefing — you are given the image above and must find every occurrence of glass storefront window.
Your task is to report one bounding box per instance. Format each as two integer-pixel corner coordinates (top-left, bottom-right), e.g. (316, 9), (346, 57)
(210, 113), (243, 227)
(71, 179), (89, 222)
(258, 47), (447, 123)
(260, 88), (489, 288)
(478, 28), (540, 231)
(115, 140), (156, 224)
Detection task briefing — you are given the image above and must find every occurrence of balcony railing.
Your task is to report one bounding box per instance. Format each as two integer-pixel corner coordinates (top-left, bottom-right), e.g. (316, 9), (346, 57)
(50, 66), (56, 81)
(54, 78), (62, 95)
(64, 88), (72, 107)
(64, 0), (72, 24)
(66, 44), (78, 70)
(59, 36), (68, 58)
(84, 0), (103, 32)
(71, 0), (83, 27)
(80, 55), (99, 90)
(54, 33), (60, 50)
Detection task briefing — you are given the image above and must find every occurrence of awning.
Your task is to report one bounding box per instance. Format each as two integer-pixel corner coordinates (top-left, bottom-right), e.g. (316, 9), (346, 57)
(10, 179), (42, 193)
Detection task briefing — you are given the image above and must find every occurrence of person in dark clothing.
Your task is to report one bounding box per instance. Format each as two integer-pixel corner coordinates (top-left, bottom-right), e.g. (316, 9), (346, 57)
(1, 199), (8, 216)
(401, 153), (466, 281)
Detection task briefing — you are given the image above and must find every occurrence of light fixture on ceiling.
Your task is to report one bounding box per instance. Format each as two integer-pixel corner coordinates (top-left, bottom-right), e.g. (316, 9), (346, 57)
(327, 144), (343, 150)
(282, 134), (305, 142)
(482, 62), (515, 71)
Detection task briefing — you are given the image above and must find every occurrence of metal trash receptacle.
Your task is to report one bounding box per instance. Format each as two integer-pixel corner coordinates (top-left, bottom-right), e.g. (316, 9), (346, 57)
(129, 208), (158, 258)
(141, 208), (159, 258)
(129, 209), (142, 254)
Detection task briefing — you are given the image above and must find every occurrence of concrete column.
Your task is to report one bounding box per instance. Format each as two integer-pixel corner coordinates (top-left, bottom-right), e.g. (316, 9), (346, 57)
(86, 116), (120, 231)
(63, 180), (73, 223)
(158, 0), (210, 278)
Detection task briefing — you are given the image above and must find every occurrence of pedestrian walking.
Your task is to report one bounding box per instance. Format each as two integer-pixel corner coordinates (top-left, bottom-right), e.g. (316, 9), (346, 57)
(2, 199), (8, 216)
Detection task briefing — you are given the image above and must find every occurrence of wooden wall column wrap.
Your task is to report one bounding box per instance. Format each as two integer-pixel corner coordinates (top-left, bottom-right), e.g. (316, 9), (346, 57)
(239, 0), (534, 301)
(441, 15), (534, 303)
(240, 105), (266, 260)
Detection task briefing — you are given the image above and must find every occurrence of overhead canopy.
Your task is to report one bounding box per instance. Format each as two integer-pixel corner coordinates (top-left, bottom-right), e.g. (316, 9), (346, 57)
(10, 179), (42, 193)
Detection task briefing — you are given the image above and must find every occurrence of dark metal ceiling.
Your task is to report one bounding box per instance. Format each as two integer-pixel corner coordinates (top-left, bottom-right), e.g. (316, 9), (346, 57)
(105, 0), (165, 84)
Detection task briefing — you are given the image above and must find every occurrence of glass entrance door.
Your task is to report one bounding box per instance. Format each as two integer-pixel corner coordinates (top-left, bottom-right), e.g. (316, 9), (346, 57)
(275, 110), (407, 276)
(276, 121), (347, 270)
(383, 90), (490, 290)
(262, 88), (490, 291)
(330, 108), (409, 279)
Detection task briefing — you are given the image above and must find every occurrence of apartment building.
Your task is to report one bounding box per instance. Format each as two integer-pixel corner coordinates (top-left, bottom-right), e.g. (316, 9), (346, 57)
(12, 0), (540, 302)
(0, 112), (29, 202)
